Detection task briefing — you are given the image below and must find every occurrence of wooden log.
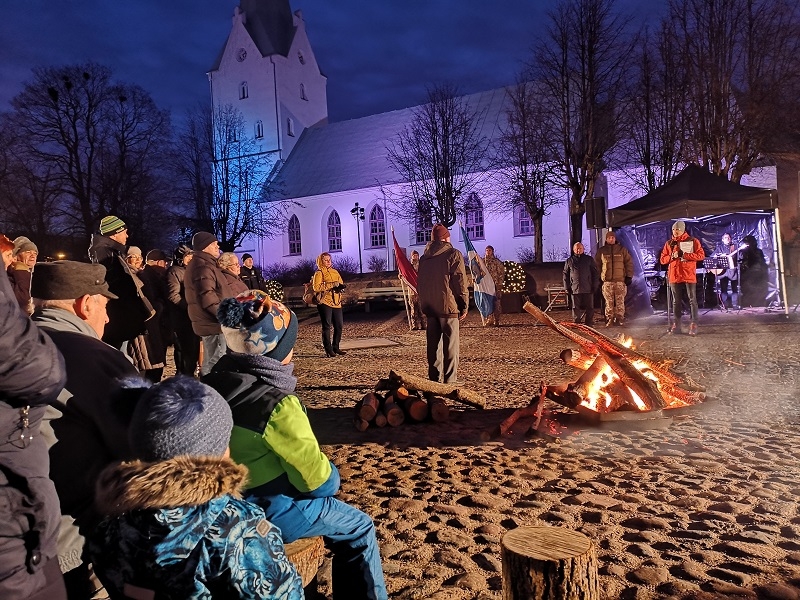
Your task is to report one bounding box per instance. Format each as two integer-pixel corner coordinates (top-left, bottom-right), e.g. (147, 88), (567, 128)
(357, 392), (380, 421)
(285, 536), (326, 589)
(373, 412), (388, 427)
(388, 370), (485, 409)
(501, 526), (598, 600)
(381, 399), (405, 427)
(353, 417), (369, 432)
(393, 386), (410, 402)
(426, 395), (450, 422)
(402, 395), (429, 422)
(559, 348), (595, 370)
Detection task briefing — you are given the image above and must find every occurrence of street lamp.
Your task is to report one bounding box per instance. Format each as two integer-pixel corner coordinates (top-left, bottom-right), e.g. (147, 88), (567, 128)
(350, 202), (365, 274)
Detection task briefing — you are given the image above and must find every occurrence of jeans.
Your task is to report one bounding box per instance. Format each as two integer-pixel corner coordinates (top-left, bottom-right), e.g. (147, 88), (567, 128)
(248, 493), (387, 600)
(317, 304), (343, 354)
(426, 316), (460, 383)
(200, 333), (226, 376)
(669, 282), (698, 324)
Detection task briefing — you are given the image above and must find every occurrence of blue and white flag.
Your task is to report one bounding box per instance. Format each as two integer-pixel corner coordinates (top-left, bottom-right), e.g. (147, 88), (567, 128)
(460, 224), (495, 320)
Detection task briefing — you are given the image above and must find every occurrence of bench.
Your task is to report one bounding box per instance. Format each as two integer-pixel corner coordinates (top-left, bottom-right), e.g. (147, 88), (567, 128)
(360, 286), (407, 312)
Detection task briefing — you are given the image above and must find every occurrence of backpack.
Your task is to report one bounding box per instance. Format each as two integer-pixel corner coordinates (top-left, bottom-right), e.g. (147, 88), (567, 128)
(302, 276), (323, 306)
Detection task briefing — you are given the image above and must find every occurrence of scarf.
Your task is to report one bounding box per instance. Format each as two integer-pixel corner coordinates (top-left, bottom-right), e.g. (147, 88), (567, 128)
(220, 353), (297, 393)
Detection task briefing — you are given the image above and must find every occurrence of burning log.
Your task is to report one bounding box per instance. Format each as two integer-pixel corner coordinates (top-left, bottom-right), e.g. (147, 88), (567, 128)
(595, 347), (666, 410)
(386, 370), (485, 409)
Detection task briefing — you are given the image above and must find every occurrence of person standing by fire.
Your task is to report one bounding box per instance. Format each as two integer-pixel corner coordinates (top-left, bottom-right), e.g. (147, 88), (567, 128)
(595, 230), (633, 327)
(660, 220), (705, 336)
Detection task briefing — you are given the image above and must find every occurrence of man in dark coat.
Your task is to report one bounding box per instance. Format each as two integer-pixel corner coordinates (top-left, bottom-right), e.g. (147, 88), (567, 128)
(239, 253), (267, 291)
(0, 262), (68, 600)
(417, 224), (469, 384)
(88, 215), (153, 349)
(184, 232), (235, 375)
(165, 245), (200, 376)
(31, 260), (139, 599)
(129, 249), (170, 382)
(563, 242), (601, 325)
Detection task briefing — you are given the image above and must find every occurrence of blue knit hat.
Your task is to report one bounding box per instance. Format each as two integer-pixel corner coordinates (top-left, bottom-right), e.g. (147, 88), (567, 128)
(127, 376), (233, 461)
(217, 290), (298, 361)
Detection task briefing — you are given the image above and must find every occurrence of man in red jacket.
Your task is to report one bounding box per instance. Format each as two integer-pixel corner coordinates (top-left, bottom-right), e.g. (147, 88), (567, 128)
(660, 220), (706, 336)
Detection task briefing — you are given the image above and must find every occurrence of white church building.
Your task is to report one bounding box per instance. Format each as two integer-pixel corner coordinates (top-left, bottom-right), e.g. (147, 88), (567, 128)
(207, 0), (777, 270)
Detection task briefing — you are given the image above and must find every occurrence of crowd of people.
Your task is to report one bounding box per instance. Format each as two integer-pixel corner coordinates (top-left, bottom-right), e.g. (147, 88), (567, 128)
(1, 217), (388, 600)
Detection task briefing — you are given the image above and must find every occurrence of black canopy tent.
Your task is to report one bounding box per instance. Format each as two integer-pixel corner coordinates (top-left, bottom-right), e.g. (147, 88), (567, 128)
(607, 165), (788, 315)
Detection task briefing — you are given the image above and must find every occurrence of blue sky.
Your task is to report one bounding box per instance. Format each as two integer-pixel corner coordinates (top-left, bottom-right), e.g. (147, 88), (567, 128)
(0, 0), (658, 124)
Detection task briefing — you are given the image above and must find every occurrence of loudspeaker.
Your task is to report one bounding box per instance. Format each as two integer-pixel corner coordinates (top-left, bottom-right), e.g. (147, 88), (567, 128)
(585, 196), (606, 229)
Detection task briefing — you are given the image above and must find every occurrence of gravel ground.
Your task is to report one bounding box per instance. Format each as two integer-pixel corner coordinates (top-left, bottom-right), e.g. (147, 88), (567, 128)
(290, 304), (800, 599)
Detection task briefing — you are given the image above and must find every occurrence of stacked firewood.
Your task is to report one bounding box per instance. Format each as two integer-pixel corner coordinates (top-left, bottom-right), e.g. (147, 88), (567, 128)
(352, 369), (486, 431)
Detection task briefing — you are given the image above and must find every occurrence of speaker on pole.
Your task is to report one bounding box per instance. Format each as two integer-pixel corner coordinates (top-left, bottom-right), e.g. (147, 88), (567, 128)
(585, 196), (606, 230)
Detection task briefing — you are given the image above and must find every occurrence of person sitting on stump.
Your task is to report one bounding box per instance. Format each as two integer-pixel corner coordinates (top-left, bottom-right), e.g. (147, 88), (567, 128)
(205, 290), (388, 600)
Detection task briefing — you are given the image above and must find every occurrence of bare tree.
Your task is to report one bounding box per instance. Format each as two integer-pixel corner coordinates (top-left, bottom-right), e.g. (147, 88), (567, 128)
(668, 0), (800, 181)
(493, 80), (564, 263)
(531, 0), (636, 244)
(209, 103), (289, 251)
(172, 103), (215, 234)
(384, 83), (488, 228)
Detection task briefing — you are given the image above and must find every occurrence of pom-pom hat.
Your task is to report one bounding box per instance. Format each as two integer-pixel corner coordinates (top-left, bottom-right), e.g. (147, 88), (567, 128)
(217, 290), (298, 361)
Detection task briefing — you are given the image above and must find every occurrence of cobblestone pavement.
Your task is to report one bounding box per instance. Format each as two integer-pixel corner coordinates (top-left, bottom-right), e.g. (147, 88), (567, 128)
(292, 305), (800, 599)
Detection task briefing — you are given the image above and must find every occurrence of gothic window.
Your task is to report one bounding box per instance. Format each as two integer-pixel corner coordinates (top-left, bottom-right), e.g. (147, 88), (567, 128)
(464, 193), (484, 240)
(288, 215), (301, 255)
(300, 83), (307, 101)
(239, 82), (248, 100)
(327, 211), (342, 252)
(254, 120), (263, 139)
(515, 205), (533, 236)
(287, 118), (295, 137)
(369, 205), (386, 248)
(413, 210), (433, 245)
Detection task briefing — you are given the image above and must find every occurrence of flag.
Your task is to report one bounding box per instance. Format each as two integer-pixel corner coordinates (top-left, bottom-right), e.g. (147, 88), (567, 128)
(392, 229), (417, 294)
(460, 224), (495, 320)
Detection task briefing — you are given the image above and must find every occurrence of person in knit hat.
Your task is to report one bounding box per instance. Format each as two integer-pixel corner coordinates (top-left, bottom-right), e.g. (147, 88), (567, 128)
(659, 220), (705, 336)
(124, 246), (143, 272)
(239, 252), (267, 291)
(204, 291), (388, 600)
(88, 375), (304, 600)
(7, 236), (38, 314)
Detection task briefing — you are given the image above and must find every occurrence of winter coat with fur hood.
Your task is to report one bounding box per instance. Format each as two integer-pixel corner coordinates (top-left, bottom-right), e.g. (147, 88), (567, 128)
(88, 455), (303, 600)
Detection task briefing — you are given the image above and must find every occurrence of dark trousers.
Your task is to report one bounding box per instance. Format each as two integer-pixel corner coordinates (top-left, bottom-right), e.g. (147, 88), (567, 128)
(173, 318), (200, 376)
(426, 316), (460, 384)
(669, 282), (698, 324)
(318, 304), (343, 354)
(570, 293), (595, 324)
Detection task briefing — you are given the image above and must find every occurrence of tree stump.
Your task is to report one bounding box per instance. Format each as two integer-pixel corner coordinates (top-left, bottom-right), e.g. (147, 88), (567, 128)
(501, 526), (598, 600)
(285, 536), (326, 589)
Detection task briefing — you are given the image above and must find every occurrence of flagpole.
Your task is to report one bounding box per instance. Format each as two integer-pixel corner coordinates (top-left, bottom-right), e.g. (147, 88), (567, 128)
(461, 220), (485, 326)
(398, 275), (413, 330)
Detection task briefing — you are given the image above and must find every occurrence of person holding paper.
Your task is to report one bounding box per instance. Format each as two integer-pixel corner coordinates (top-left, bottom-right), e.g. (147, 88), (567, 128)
(660, 220), (706, 336)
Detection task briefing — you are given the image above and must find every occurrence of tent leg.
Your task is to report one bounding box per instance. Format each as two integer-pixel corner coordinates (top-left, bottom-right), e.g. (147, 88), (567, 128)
(772, 208), (790, 318)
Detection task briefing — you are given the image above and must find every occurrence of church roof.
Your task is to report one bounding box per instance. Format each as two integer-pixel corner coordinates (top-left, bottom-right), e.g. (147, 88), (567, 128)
(210, 1), (296, 71)
(275, 86), (513, 200)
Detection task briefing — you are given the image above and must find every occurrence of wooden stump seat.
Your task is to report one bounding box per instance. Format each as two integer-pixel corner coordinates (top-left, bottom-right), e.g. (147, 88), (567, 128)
(285, 536), (326, 588)
(501, 526), (598, 600)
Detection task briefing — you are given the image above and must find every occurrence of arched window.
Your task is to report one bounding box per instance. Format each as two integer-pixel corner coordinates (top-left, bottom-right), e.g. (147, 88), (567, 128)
(327, 211), (342, 252)
(254, 120), (263, 139)
(369, 205), (386, 248)
(464, 193), (484, 240)
(300, 83), (307, 101)
(413, 210), (432, 245)
(239, 81), (248, 100)
(515, 205), (533, 236)
(288, 215), (301, 255)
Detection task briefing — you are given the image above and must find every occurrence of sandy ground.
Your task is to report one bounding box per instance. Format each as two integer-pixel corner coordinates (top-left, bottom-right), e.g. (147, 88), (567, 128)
(287, 304), (800, 599)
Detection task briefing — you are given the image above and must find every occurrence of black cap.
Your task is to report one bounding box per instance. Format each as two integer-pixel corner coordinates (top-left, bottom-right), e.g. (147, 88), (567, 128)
(146, 249), (167, 262)
(242, 253), (253, 261)
(192, 231), (218, 252)
(31, 261), (118, 300)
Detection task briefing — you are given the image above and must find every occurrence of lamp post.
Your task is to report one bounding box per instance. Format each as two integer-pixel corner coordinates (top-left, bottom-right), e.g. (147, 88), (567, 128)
(350, 202), (365, 274)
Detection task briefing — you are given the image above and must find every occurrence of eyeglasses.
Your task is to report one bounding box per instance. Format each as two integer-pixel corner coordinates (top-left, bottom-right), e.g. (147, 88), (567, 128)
(6, 406), (33, 449)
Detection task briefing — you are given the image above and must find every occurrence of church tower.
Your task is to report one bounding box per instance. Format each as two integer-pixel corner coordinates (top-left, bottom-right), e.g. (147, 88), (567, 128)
(207, 0), (328, 161)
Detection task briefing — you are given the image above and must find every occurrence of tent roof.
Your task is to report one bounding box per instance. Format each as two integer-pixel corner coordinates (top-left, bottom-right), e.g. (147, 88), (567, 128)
(607, 165), (778, 228)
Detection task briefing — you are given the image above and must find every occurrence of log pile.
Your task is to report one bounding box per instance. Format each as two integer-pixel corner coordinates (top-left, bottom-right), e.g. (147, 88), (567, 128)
(353, 370), (486, 430)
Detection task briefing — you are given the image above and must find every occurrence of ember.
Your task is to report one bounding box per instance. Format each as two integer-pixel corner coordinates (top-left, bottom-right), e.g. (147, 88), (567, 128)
(524, 302), (705, 415)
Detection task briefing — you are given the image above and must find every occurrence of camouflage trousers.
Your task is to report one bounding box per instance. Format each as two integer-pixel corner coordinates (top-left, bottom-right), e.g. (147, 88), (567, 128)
(485, 291), (503, 325)
(601, 281), (626, 322)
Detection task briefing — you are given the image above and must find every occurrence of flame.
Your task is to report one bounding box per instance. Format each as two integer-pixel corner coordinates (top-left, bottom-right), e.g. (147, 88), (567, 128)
(577, 335), (694, 413)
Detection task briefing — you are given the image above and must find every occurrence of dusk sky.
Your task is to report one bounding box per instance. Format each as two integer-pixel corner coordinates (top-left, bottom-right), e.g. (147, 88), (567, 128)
(0, 0), (660, 124)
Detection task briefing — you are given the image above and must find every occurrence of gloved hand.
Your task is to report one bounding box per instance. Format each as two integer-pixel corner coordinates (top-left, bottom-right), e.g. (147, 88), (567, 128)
(332, 283), (346, 292)
(624, 276), (632, 286)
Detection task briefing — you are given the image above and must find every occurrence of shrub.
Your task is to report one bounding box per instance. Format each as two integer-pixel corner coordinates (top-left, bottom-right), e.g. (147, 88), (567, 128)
(262, 261), (292, 281)
(289, 258), (317, 284)
(503, 261), (526, 292)
(545, 247), (570, 262)
(333, 255), (360, 277)
(264, 280), (284, 302)
(367, 254), (387, 273)
(516, 247), (536, 264)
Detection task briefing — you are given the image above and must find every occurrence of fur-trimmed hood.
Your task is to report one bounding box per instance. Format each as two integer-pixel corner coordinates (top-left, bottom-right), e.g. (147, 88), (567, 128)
(95, 455), (249, 516)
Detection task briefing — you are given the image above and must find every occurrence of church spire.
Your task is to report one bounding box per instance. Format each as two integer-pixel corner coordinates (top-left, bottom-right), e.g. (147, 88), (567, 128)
(239, 0), (295, 57)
